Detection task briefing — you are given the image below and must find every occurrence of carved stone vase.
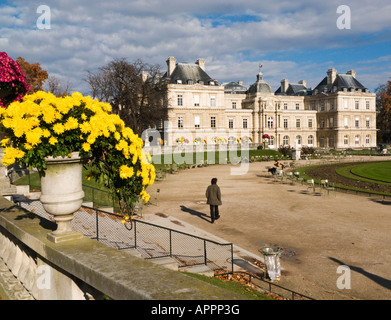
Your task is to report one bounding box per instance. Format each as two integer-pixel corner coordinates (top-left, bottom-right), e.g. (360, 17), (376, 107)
(40, 152), (84, 243)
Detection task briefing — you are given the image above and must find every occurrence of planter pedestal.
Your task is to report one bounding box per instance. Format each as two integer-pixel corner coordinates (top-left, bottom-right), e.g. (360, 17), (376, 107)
(40, 153), (84, 243)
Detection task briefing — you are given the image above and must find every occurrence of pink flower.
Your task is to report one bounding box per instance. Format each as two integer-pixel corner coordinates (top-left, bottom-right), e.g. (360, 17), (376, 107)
(0, 52), (30, 108)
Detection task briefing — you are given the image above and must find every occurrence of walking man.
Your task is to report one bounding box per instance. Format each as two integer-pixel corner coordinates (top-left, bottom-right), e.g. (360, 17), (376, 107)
(205, 178), (222, 223)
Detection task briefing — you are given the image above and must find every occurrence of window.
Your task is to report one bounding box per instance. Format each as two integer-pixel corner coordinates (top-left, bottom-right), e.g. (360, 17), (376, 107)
(296, 119), (301, 128)
(283, 136), (289, 145)
(355, 135), (360, 144)
(330, 102), (334, 110)
(228, 118), (234, 129)
(211, 116), (216, 128)
(308, 135), (314, 145)
(296, 135), (302, 145)
(311, 103), (316, 110)
(329, 117), (334, 128)
(210, 96), (216, 107)
(283, 118), (288, 129)
(194, 95), (199, 106)
(366, 118), (370, 127)
(355, 101), (359, 110)
(232, 102), (237, 109)
(320, 102), (325, 111)
(366, 135), (370, 144)
(355, 118), (359, 128)
(194, 116), (200, 128)
(269, 136), (274, 146)
(366, 101), (370, 110)
(329, 136), (334, 148)
(243, 118), (248, 129)
(344, 135), (349, 145)
(320, 119), (325, 128)
(344, 100), (348, 109)
(284, 103), (288, 110)
(178, 116), (183, 128)
(296, 103), (300, 110)
(319, 136), (325, 147)
(308, 119), (313, 128)
(267, 116), (274, 128)
(177, 95), (183, 106)
(344, 117), (348, 128)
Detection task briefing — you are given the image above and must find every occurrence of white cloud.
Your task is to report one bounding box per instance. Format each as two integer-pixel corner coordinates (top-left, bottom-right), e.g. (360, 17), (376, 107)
(0, 0), (390, 93)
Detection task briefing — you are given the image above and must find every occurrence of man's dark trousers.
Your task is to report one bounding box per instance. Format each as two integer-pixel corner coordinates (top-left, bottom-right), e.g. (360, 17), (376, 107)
(210, 205), (220, 223)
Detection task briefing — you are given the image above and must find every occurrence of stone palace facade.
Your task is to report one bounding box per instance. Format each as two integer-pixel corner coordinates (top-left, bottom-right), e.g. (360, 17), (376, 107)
(160, 57), (376, 150)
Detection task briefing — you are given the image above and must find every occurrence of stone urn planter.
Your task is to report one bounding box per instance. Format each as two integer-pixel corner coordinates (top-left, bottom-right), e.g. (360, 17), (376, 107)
(40, 152), (84, 243)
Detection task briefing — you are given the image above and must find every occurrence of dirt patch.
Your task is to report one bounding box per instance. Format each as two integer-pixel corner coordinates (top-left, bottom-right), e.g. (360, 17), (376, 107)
(305, 162), (391, 194)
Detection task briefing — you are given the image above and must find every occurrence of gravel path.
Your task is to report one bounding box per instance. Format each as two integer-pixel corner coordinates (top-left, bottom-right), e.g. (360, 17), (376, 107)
(141, 157), (391, 300)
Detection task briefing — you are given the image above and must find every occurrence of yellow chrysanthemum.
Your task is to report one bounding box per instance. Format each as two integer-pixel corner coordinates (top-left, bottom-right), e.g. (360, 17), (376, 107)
(64, 117), (79, 130)
(53, 123), (65, 135)
(119, 165), (134, 179)
(82, 143), (91, 152)
(49, 137), (58, 145)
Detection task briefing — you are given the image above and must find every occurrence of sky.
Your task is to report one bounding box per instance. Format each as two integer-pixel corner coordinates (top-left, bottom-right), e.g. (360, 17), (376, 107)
(1, 0), (391, 95)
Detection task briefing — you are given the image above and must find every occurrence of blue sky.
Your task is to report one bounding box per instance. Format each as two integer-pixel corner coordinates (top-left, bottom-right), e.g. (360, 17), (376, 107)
(1, 0), (390, 94)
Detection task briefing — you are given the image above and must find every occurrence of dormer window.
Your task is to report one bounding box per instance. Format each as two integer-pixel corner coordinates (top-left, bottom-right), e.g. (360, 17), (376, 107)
(187, 79), (193, 85)
(176, 79), (182, 84)
(209, 81), (214, 85)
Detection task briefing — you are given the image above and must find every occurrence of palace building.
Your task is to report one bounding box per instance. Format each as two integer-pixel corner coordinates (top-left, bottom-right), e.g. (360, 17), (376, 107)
(162, 57), (377, 150)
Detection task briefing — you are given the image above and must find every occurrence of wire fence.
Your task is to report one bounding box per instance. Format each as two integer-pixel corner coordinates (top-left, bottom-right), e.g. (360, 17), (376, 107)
(15, 198), (234, 273)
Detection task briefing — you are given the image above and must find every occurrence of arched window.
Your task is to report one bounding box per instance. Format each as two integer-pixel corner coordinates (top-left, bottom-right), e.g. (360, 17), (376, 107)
(308, 135), (314, 145)
(295, 135), (302, 145)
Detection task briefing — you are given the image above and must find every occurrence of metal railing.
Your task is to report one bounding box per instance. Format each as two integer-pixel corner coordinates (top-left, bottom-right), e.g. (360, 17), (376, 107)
(82, 205), (234, 272)
(218, 271), (315, 300)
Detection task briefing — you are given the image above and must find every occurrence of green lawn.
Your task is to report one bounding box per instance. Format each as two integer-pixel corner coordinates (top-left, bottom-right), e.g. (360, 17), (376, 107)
(350, 161), (391, 183)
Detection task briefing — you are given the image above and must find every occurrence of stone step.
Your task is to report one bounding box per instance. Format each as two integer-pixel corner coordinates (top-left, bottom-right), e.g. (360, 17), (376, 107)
(180, 265), (214, 277)
(149, 257), (179, 271)
(96, 206), (114, 213)
(15, 185), (29, 194)
(82, 201), (93, 207)
(121, 248), (142, 258)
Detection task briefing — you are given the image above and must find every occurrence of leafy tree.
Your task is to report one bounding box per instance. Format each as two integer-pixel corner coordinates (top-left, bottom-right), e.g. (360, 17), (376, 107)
(86, 58), (168, 136)
(16, 57), (48, 93)
(376, 80), (391, 143)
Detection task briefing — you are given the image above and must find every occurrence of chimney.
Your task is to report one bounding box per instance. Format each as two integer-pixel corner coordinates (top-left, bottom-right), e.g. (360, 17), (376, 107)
(195, 58), (205, 71)
(327, 68), (337, 85)
(298, 80), (307, 87)
(166, 56), (176, 77)
(281, 79), (289, 93)
(346, 70), (356, 78)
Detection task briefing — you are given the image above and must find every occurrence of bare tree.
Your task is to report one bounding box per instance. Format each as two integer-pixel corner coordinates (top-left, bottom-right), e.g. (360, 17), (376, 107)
(45, 75), (72, 97)
(85, 58), (168, 136)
